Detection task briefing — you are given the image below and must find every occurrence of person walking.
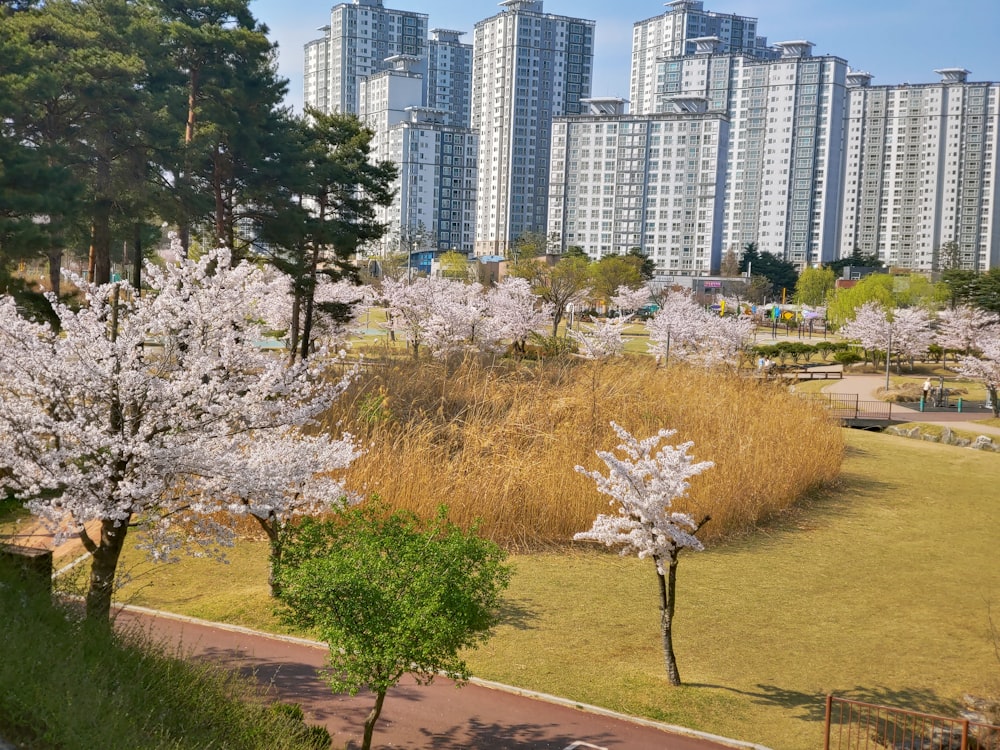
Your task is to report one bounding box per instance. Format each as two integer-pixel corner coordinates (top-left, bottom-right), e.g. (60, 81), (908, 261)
(922, 378), (931, 405)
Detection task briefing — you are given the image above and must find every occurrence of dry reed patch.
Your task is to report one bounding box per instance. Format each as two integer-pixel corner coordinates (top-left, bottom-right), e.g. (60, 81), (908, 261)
(322, 357), (843, 548)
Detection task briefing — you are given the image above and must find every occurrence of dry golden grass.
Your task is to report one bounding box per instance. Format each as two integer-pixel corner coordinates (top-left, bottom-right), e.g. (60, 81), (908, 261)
(321, 355), (843, 548)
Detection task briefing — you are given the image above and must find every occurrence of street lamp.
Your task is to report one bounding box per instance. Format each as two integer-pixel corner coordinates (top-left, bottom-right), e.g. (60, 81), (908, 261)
(884, 324), (892, 392)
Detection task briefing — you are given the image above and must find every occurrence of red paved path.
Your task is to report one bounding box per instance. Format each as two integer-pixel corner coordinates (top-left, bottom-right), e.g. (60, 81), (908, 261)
(116, 607), (761, 750)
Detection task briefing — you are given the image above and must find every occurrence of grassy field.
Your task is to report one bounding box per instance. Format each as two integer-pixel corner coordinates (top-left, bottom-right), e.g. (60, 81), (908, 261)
(113, 429), (1000, 750)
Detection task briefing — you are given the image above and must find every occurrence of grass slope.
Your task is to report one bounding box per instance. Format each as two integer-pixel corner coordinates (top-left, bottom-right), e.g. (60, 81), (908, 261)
(0, 571), (329, 750)
(115, 430), (1000, 750)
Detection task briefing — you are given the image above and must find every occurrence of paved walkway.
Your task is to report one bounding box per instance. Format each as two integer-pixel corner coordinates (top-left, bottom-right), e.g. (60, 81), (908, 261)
(116, 607), (764, 750)
(820, 373), (1000, 437)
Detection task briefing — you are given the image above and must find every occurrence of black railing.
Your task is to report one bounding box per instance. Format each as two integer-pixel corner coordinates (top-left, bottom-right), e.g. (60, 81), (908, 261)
(803, 394), (895, 422)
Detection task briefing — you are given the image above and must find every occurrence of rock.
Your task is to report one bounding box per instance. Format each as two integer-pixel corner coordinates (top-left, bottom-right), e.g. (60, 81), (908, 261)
(954, 438), (970, 447)
(940, 428), (953, 445)
(963, 694), (998, 713)
(923, 434), (939, 442)
(972, 436), (995, 450)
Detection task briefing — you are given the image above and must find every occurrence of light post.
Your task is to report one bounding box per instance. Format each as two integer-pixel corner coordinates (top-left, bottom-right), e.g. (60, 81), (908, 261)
(884, 324), (892, 392)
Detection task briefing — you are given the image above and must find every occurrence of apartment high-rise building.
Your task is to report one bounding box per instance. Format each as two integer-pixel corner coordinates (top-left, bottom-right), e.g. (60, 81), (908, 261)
(359, 57), (478, 255)
(426, 29), (473, 127)
(649, 39), (848, 267)
(471, 0), (595, 256)
(389, 109), (479, 254)
(303, 0), (428, 116)
(304, 35), (331, 114)
(630, 0), (776, 116)
(839, 69), (1000, 271)
(548, 97), (729, 276)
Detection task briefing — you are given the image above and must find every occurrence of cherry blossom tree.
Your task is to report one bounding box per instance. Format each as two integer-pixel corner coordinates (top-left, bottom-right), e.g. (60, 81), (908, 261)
(890, 307), (934, 369)
(380, 276), (490, 359)
(423, 282), (491, 357)
(382, 276), (556, 358)
(707, 314), (756, 369)
(646, 291), (710, 365)
(839, 302), (933, 371)
(568, 316), (629, 359)
(837, 301), (890, 362)
(258, 272), (374, 355)
(575, 422), (713, 685)
(936, 305), (1000, 364)
(610, 284), (651, 317)
(483, 277), (552, 355)
(958, 337), (1000, 416)
(0, 249), (357, 620)
(646, 291), (753, 368)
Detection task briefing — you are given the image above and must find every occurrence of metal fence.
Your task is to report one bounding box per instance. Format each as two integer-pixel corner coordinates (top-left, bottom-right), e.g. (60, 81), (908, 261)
(803, 394), (895, 423)
(824, 696), (1000, 750)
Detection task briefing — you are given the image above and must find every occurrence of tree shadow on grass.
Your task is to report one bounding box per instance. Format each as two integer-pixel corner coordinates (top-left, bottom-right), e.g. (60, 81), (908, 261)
(686, 683), (959, 723)
(710, 470), (898, 555)
(497, 596), (539, 630)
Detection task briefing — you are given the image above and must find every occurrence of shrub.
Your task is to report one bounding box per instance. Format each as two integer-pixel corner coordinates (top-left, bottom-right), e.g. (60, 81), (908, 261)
(833, 349), (864, 367)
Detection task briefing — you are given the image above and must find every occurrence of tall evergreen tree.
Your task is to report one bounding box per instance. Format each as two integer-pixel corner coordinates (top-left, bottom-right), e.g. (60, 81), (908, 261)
(259, 109), (396, 362)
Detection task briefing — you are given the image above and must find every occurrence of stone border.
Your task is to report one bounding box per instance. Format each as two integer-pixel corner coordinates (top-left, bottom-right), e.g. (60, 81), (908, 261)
(884, 425), (1000, 452)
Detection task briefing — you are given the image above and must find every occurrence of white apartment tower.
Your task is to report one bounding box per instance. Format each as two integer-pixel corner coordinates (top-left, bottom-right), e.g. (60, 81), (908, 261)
(426, 29), (473, 127)
(359, 58), (479, 255)
(650, 39), (848, 267)
(548, 97), (729, 275)
(389, 109), (479, 254)
(472, 0), (595, 256)
(303, 0), (428, 116)
(839, 69), (1000, 271)
(630, 0), (776, 116)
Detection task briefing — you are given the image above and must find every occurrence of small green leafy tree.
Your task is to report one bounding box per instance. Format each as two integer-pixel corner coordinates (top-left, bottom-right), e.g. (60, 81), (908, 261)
(274, 503), (511, 750)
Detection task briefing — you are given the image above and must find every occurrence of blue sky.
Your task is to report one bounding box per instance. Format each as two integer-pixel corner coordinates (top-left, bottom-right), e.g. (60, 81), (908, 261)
(250, 0), (1000, 112)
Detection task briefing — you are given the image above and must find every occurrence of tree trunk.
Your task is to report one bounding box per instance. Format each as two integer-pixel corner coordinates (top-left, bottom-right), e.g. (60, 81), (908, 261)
(288, 291), (301, 365)
(990, 386), (999, 418)
(85, 515), (132, 621)
(361, 689), (387, 750)
(132, 223), (142, 291)
(91, 150), (113, 285)
(46, 248), (62, 297)
(656, 553), (682, 686)
(266, 520), (282, 598)
(299, 243), (321, 363)
(212, 146), (227, 249)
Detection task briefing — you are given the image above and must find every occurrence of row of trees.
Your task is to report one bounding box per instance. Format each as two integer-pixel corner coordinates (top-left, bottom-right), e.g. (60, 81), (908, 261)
(375, 272), (754, 369)
(0, 0), (395, 354)
(792, 256), (1000, 317)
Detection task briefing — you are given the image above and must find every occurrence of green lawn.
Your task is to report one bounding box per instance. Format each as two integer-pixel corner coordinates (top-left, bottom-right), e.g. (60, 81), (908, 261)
(112, 430), (1000, 750)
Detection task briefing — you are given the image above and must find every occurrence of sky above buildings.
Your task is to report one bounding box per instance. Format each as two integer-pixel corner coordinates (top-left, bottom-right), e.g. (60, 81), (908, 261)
(251, 0), (1000, 113)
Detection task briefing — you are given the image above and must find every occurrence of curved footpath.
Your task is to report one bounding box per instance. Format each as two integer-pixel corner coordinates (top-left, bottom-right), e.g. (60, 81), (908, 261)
(819, 373), (1000, 437)
(114, 606), (767, 750)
